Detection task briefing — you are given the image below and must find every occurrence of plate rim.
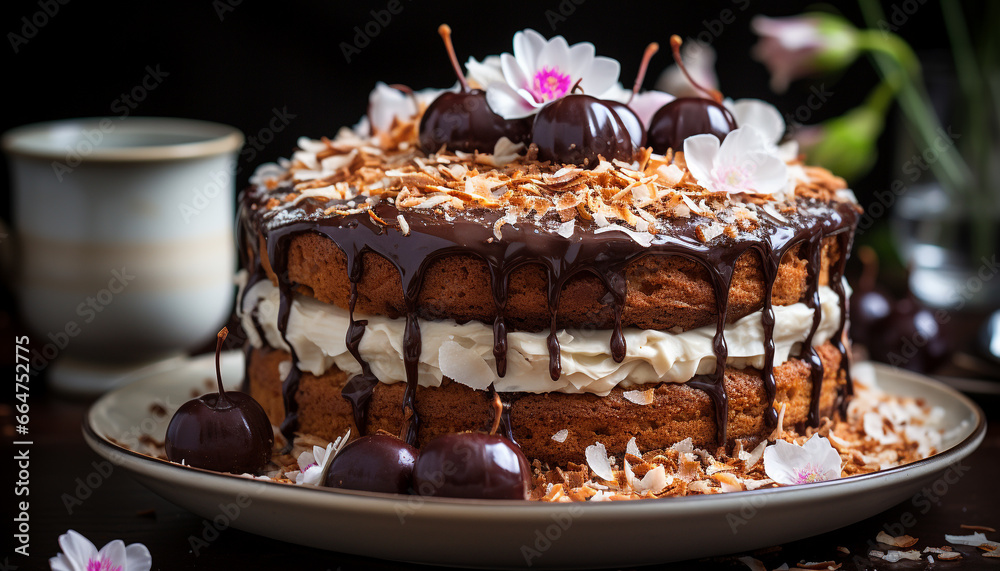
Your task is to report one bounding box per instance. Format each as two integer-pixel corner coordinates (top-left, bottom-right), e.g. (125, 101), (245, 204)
(82, 358), (988, 514)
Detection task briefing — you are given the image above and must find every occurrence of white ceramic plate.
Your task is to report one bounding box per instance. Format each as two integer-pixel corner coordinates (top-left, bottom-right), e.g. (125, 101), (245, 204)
(84, 355), (985, 569)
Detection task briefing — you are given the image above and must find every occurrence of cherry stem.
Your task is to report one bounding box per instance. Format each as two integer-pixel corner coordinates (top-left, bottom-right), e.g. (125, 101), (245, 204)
(628, 42), (660, 104)
(438, 24), (469, 92)
(858, 245), (879, 293)
(215, 327), (230, 406)
(490, 392), (502, 436)
(570, 78), (584, 95)
(669, 35), (723, 103)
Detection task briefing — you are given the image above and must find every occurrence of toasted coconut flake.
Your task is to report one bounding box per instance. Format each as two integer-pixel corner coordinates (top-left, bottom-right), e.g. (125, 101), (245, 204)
(796, 561), (840, 569)
(623, 388), (655, 405)
(836, 546), (850, 555)
(937, 551), (962, 560)
(946, 532), (989, 546)
(551, 429), (569, 443)
(876, 531), (918, 548)
(980, 541), (1000, 553)
(556, 219), (575, 238)
(961, 524), (997, 533)
(625, 437), (641, 459)
(594, 224), (653, 247)
(585, 442), (614, 482)
(396, 214), (410, 236)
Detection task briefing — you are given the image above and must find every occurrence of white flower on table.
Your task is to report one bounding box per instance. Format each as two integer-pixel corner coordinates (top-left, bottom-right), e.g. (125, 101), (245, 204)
(49, 529), (151, 571)
(763, 433), (842, 485)
(485, 29), (621, 119)
(683, 125), (788, 195)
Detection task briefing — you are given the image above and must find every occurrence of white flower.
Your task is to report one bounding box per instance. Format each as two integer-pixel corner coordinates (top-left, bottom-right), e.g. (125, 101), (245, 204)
(683, 125), (788, 195)
(49, 530), (151, 571)
(725, 98), (799, 161)
(465, 55), (506, 89)
(486, 29), (621, 119)
(286, 430), (350, 486)
(629, 90), (676, 127)
(763, 434), (842, 485)
(655, 39), (719, 99)
(366, 82), (447, 133)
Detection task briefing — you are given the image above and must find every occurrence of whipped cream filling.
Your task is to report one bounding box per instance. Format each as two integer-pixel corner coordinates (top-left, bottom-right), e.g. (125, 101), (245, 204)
(239, 276), (844, 396)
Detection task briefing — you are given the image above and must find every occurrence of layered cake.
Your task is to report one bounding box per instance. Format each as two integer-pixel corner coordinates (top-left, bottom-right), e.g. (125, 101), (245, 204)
(236, 28), (861, 471)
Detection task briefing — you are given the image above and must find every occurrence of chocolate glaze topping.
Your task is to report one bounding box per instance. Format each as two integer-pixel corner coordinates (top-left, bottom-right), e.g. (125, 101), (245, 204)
(239, 184), (858, 450)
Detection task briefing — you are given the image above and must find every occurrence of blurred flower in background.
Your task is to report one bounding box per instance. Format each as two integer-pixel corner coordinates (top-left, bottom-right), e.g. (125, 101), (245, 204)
(751, 13), (860, 93)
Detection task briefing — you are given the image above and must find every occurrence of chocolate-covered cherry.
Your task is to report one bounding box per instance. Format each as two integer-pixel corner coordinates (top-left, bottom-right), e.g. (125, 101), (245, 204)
(412, 393), (530, 499)
(603, 100), (645, 148)
(647, 98), (737, 153)
(412, 432), (531, 499)
(647, 35), (737, 154)
(849, 246), (893, 348)
(868, 296), (948, 373)
(532, 94), (633, 167)
(419, 24), (531, 153)
(324, 434), (417, 494)
(165, 328), (274, 474)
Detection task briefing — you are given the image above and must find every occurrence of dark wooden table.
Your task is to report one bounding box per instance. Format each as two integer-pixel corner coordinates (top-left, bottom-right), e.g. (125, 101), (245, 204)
(2, 378), (999, 571)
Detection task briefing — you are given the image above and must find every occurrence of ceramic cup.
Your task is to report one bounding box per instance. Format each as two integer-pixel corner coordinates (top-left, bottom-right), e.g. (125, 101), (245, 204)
(3, 117), (244, 394)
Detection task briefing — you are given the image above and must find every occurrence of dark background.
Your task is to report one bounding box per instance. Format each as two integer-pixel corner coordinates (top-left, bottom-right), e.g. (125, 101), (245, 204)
(0, 0), (981, 209)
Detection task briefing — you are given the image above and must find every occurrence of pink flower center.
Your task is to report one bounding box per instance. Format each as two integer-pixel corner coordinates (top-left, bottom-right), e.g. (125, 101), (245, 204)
(530, 67), (572, 102)
(87, 557), (122, 571)
(792, 464), (825, 484)
(712, 163), (755, 193)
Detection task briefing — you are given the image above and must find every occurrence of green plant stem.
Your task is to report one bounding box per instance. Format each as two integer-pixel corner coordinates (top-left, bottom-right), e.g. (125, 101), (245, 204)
(854, 30), (973, 197)
(857, 0), (990, 261)
(940, 1), (987, 189)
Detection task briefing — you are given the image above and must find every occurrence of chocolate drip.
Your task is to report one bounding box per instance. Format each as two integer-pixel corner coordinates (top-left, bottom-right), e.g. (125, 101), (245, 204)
(240, 181), (859, 450)
(687, 252), (739, 446)
(830, 231), (855, 417)
(758, 246), (779, 428)
(343, 277), (379, 435)
(272, 248), (303, 447)
(604, 269), (628, 363)
(801, 234), (826, 427)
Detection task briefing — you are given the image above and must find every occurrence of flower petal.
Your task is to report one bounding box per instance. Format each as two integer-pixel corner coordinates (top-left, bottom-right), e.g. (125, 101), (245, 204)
(367, 82), (416, 133)
(764, 434), (841, 485)
(742, 152), (789, 195)
(49, 554), (75, 571)
(717, 125), (769, 161)
(58, 530), (98, 571)
(124, 543), (153, 571)
(682, 134), (720, 185)
(500, 52), (530, 95)
(96, 540), (126, 569)
(536, 34), (572, 78)
(564, 40), (596, 79)
(486, 83), (538, 119)
(579, 56), (621, 98)
(512, 28), (546, 72)
(630, 91), (676, 127)
(465, 55), (505, 89)
(732, 99), (786, 145)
